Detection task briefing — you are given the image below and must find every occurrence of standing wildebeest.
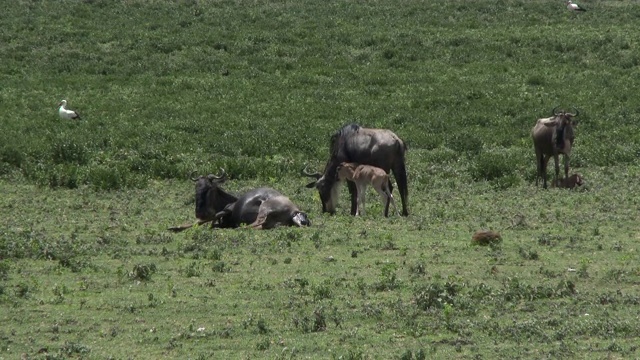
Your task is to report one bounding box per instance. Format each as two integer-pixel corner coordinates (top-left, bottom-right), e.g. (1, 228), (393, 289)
(336, 162), (399, 217)
(532, 107), (579, 189)
(302, 124), (408, 216)
(169, 170), (311, 231)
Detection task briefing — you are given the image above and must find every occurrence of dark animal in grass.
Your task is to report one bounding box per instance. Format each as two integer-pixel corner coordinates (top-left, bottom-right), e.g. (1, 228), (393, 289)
(472, 230), (502, 246)
(532, 106), (579, 189)
(552, 173), (584, 189)
(168, 169), (237, 231)
(169, 171), (311, 231)
(302, 123), (409, 217)
(335, 162), (399, 217)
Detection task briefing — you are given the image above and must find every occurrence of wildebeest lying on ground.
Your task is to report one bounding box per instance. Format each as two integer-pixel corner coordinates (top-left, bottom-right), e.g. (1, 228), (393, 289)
(168, 170), (311, 231)
(215, 187), (311, 229)
(302, 123), (409, 217)
(532, 107), (579, 189)
(336, 162), (398, 217)
(552, 173), (584, 189)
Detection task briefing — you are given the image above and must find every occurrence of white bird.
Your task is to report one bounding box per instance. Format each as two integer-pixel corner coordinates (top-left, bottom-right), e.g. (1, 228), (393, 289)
(58, 100), (82, 120)
(566, 1), (586, 12)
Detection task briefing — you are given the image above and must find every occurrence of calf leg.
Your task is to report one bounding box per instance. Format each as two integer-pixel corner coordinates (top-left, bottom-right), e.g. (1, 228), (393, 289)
(357, 184), (366, 216)
(387, 191), (399, 216)
(375, 186), (390, 217)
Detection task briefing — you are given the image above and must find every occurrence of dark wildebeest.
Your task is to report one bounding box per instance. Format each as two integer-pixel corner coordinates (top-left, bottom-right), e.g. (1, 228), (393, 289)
(168, 170), (311, 231)
(302, 124), (408, 217)
(532, 107), (579, 189)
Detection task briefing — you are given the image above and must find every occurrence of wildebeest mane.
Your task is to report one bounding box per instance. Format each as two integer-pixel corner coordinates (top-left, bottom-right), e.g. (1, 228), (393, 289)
(325, 123), (361, 176)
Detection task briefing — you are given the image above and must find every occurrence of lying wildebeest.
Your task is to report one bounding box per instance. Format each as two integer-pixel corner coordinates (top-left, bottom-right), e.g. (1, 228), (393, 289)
(302, 123), (409, 217)
(552, 173), (584, 189)
(532, 106), (579, 189)
(219, 188), (311, 229)
(336, 162), (399, 217)
(168, 170), (311, 231)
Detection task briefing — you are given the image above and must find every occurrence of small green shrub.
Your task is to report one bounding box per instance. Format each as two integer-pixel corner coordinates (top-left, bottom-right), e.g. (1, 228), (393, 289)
(255, 337), (270, 351)
(414, 281), (461, 311)
(47, 164), (82, 189)
(130, 263), (157, 281)
(212, 261), (226, 273)
(447, 130), (484, 155)
(0, 145), (25, 168)
(51, 136), (89, 165)
(470, 147), (527, 188)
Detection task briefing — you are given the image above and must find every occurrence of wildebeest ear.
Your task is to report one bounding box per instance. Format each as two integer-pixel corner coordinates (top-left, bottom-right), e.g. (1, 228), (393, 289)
(305, 181), (317, 188)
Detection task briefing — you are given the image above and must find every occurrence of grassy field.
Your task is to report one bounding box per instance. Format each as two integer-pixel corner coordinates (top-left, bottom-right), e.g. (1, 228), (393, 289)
(1, 0), (640, 358)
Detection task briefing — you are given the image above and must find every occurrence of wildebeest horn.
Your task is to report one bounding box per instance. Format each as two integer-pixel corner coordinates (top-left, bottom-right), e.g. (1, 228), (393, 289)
(190, 171), (199, 181)
(207, 168), (227, 180)
(552, 106), (561, 116)
(569, 107), (580, 117)
(301, 165), (321, 179)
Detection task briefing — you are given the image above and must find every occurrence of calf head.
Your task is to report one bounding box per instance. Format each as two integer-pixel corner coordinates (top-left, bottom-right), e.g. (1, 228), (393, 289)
(335, 162), (358, 181)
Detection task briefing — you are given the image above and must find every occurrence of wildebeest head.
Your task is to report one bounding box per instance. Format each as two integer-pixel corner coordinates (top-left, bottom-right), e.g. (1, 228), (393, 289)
(303, 127), (357, 214)
(302, 123), (409, 216)
(192, 169), (238, 222)
(302, 163), (340, 214)
(551, 106), (579, 148)
(291, 211), (311, 227)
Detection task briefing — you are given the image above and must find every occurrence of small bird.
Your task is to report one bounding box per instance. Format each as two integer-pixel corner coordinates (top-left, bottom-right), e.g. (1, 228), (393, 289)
(58, 99), (82, 120)
(566, 0), (586, 12)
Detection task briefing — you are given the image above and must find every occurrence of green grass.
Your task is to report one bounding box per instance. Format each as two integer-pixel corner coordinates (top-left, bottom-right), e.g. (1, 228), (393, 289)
(1, 0), (640, 358)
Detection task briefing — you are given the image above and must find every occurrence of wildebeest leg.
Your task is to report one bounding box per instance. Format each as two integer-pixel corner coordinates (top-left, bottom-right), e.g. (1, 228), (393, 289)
(535, 150), (543, 187)
(213, 208), (233, 228)
(563, 154), (570, 181)
(539, 154), (551, 189)
(553, 153), (560, 190)
(392, 161), (409, 216)
(347, 180), (358, 216)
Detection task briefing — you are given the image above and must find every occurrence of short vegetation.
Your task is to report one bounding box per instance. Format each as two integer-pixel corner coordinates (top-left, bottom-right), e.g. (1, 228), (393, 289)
(1, 0), (639, 359)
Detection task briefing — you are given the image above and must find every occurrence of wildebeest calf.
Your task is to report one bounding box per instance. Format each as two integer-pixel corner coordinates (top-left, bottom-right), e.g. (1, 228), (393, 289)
(336, 162), (398, 217)
(552, 173), (584, 189)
